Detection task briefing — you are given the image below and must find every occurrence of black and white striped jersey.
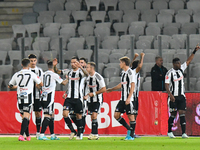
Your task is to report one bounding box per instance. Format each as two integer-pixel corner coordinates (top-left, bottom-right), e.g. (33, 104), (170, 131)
(132, 69), (140, 98)
(85, 72), (105, 103)
(121, 68), (136, 101)
(66, 68), (85, 99)
(80, 76), (87, 102)
(29, 66), (43, 99)
(165, 62), (187, 97)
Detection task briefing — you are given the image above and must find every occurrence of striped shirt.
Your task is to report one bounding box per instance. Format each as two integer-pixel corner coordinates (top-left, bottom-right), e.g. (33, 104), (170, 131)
(85, 72), (105, 103)
(132, 69), (140, 98)
(121, 68), (136, 101)
(66, 68), (85, 99)
(165, 62), (187, 97)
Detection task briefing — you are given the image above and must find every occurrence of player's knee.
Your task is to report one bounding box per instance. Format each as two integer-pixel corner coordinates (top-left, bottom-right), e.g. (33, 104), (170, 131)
(76, 113), (82, 119)
(114, 113), (120, 120)
(63, 111), (69, 118)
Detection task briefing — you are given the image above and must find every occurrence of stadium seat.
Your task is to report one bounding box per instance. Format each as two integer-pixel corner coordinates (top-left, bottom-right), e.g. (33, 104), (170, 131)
(118, 1), (134, 11)
(106, 63), (120, 68)
(142, 9), (159, 16)
(98, 49), (111, 55)
(182, 22), (199, 29)
(38, 15), (53, 27)
(44, 27), (59, 37)
(120, 34), (135, 40)
(37, 64), (48, 71)
(154, 40), (170, 49)
(143, 53), (156, 63)
(118, 39), (131, 49)
(102, 39), (118, 49)
(50, 36), (68, 50)
(104, 67), (120, 78)
(157, 13), (173, 25)
(60, 27), (75, 38)
(78, 25), (94, 37)
(110, 76), (121, 82)
(157, 35), (171, 43)
(50, 0), (65, 3)
(109, 53), (124, 63)
(148, 22), (163, 29)
(153, 1), (168, 10)
(77, 49), (93, 62)
(45, 23), (61, 29)
(164, 22), (181, 29)
(54, 15), (70, 24)
(80, 21), (95, 27)
(22, 13), (38, 24)
(25, 23), (40, 38)
(193, 13), (200, 24)
(0, 51), (7, 65)
(162, 49), (176, 54)
(139, 35), (155, 43)
(146, 26), (161, 37)
(124, 9), (140, 16)
(173, 53), (187, 64)
(33, 41), (49, 51)
(33, 2), (48, 13)
(107, 82), (120, 90)
(128, 26), (144, 40)
(170, 34), (187, 49)
(8, 51), (22, 67)
(12, 24), (26, 38)
(85, 0), (100, 11)
(61, 23), (77, 29)
(108, 11), (123, 23)
(91, 11), (106, 23)
(135, 1), (151, 11)
(63, 50), (77, 63)
(163, 26), (179, 36)
(160, 9), (175, 15)
(72, 11), (88, 23)
(141, 13), (156, 24)
(41, 51), (57, 62)
(141, 62), (154, 76)
(142, 81), (151, 91)
(113, 22), (129, 36)
(131, 21), (146, 28)
(162, 53), (174, 63)
(48, 2), (64, 11)
(102, 0), (118, 11)
(17, 37), (33, 50)
(136, 40), (151, 49)
(69, 37), (85, 44)
(175, 13), (190, 26)
(177, 9), (193, 16)
(181, 26), (197, 35)
(0, 43), (12, 51)
(67, 41), (84, 51)
(95, 22), (111, 29)
(65, 1), (81, 11)
(189, 38), (200, 49)
(86, 36), (95, 49)
(94, 26), (110, 41)
(98, 63), (105, 75)
(0, 65), (13, 79)
(144, 49), (159, 55)
(187, 1), (200, 13)
(123, 13), (138, 25)
(39, 11), (55, 17)
(98, 52), (109, 64)
(111, 49), (127, 55)
(169, 0), (184, 13)
(56, 11), (71, 17)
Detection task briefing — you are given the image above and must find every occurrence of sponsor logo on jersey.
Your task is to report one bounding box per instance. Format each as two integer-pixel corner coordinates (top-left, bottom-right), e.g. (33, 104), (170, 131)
(121, 81), (127, 85)
(88, 84), (97, 88)
(70, 77), (80, 81)
(19, 92), (27, 96)
(166, 76), (169, 79)
(20, 88), (28, 91)
(174, 76), (183, 82)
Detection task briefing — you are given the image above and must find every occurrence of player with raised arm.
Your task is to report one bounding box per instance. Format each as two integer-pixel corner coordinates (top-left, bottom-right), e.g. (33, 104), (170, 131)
(128, 52), (145, 138)
(38, 60), (68, 140)
(106, 56), (136, 140)
(53, 56), (88, 140)
(165, 44), (200, 138)
(28, 54), (44, 139)
(8, 58), (43, 141)
(83, 62), (106, 140)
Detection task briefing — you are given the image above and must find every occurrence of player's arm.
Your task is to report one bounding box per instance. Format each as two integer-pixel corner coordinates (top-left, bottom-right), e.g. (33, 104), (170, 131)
(8, 84), (17, 89)
(88, 87), (106, 97)
(106, 83), (121, 93)
(186, 44), (200, 66)
(61, 78), (68, 85)
(75, 61), (89, 76)
(165, 83), (175, 102)
(53, 58), (62, 75)
(8, 74), (17, 89)
(125, 82), (135, 105)
(136, 52), (145, 73)
(130, 53), (139, 67)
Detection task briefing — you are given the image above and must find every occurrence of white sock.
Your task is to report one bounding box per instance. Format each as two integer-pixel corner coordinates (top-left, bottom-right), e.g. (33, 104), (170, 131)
(40, 134), (44, 137)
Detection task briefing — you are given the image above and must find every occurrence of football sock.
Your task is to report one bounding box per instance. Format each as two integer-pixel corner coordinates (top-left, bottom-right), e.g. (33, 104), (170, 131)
(70, 114), (77, 126)
(49, 118), (54, 135)
(36, 117), (41, 133)
(82, 116), (86, 133)
(117, 117), (131, 130)
(20, 117), (29, 135)
(92, 119), (98, 135)
(168, 115), (175, 133)
(130, 121), (136, 138)
(64, 117), (76, 133)
(76, 118), (83, 136)
(41, 117), (50, 134)
(180, 114), (186, 134)
(25, 119), (30, 137)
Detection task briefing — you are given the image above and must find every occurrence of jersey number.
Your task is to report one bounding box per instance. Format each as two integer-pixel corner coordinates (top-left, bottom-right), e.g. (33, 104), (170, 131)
(43, 74), (51, 87)
(17, 74), (31, 87)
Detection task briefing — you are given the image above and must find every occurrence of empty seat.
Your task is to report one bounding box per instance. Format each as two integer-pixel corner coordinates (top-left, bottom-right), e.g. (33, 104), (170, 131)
(143, 81), (151, 91)
(111, 49), (127, 55)
(154, 40), (170, 49)
(178, 9), (193, 16)
(56, 11), (71, 17)
(135, 1), (151, 11)
(61, 23), (77, 29)
(50, 0), (65, 3)
(139, 35), (155, 43)
(169, 0), (184, 13)
(107, 82), (120, 90)
(37, 15), (53, 27)
(143, 53), (156, 63)
(102, 0), (118, 11)
(22, 13), (38, 24)
(146, 26), (161, 36)
(160, 9), (175, 15)
(78, 25), (94, 37)
(8, 51), (22, 67)
(144, 49), (159, 55)
(91, 11), (106, 23)
(157, 13), (173, 25)
(50, 36), (68, 50)
(118, 39), (131, 49)
(44, 27), (59, 37)
(124, 9), (140, 15)
(104, 67), (120, 78)
(163, 26), (178, 36)
(33, 2), (48, 13)
(12, 24), (26, 38)
(33, 41), (49, 51)
(85, 0), (100, 11)
(113, 22), (128, 36)
(108, 11), (123, 23)
(136, 40), (151, 49)
(67, 41), (84, 51)
(45, 23), (61, 29)
(95, 22), (111, 28)
(148, 22), (163, 28)
(189, 38), (200, 49)
(41, 51), (57, 62)
(193, 13), (200, 24)
(181, 26), (197, 35)
(25, 23), (40, 38)
(77, 49), (93, 62)
(0, 51), (7, 65)
(187, 1), (200, 13)
(129, 26), (144, 40)
(0, 43), (12, 51)
(118, 1), (134, 11)
(0, 65), (13, 79)
(60, 27), (75, 38)
(175, 13), (190, 26)
(183, 22), (199, 29)
(157, 35), (171, 43)
(141, 14), (156, 24)
(162, 53), (174, 63)
(142, 9), (159, 16)
(80, 21), (95, 27)
(153, 1), (168, 10)
(54, 15), (70, 24)
(65, 1), (81, 11)
(17, 37), (33, 50)
(170, 34), (187, 49)
(39, 11), (55, 17)
(131, 21), (146, 28)
(94, 26), (110, 41)
(102, 40), (118, 49)
(98, 52), (109, 64)
(109, 53), (124, 63)
(72, 11), (88, 23)
(173, 53), (187, 64)
(99, 49), (112, 55)
(164, 22), (181, 29)
(123, 13), (138, 25)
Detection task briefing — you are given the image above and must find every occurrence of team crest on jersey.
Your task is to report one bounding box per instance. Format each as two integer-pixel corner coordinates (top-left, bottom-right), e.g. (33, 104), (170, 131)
(166, 76), (169, 79)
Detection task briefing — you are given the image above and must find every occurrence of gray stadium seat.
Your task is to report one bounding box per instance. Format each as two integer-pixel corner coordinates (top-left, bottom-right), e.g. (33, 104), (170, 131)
(39, 11), (55, 17)
(94, 26), (110, 42)
(123, 13), (138, 25)
(141, 13), (156, 24)
(50, 36), (68, 50)
(108, 11), (123, 23)
(33, 41), (49, 51)
(136, 40), (151, 49)
(146, 26), (161, 36)
(48, 2), (64, 11)
(37, 15), (53, 27)
(111, 49), (127, 55)
(175, 13), (190, 26)
(113, 22), (129, 36)
(181, 26), (197, 35)
(98, 52), (109, 64)
(143, 53), (156, 63)
(109, 53), (124, 63)
(33, 2), (48, 13)
(157, 13), (173, 25)
(65, 1), (81, 11)
(170, 34), (187, 49)
(91, 11), (106, 23)
(8, 51), (21, 67)
(169, 0), (184, 13)
(118, 1), (134, 11)
(177, 9), (193, 16)
(85, 0), (101, 11)
(17, 37), (33, 50)
(60, 27), (75, 38)
(162, 53), (174, 63)
(61, 23), (77, 29)
(124, 9), (140, 16)
(25, 23), (40, 38)
(118, 39), (131, 49)
(142, 9), (159, 16)
(44, 27), (59, 37)
(153, 1), (168, 10)
(160, 9), (175, 15)
(102, 0), (118, 11)
(41, 51), (57, 62)
(163, 26), (179, 36)
(148, 22), (163, 29)
(193, 13), (200, 24)
(142, 81), (151, 91)
(99, 49), (112, 55)
(154, 40), (170, 49)
(12, 24), (26, 38)
(78, 25), (94, 37)
(128, 26), (144, 40)
(0, 65), (13, 79)
(187, 1), (200, 13)
(72, 11), (88, 23)
(54, 15), (70, 24)
(95, 22), (111, 29)
(0, 51), (7, 65)
(77, 49), (93, 62)
(22, 13), (38, 24)
(131, 21), (146, 28)
(80, 21), (95, 27)
(135, 1), (151, 11)
(107, 82), (120, 90)
(104, 67), (120, 78)
(144, 49), (159, 55)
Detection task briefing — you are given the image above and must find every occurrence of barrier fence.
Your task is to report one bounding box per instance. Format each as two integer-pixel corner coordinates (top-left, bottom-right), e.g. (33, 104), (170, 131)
(0, 91), (200, 135)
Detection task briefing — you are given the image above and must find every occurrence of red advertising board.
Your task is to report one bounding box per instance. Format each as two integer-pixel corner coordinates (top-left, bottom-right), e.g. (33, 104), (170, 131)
(0, 91), (199, 135)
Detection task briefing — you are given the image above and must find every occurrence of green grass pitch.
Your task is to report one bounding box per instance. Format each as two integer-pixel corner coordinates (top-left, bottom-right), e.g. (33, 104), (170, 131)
(0, 136), (200, 150)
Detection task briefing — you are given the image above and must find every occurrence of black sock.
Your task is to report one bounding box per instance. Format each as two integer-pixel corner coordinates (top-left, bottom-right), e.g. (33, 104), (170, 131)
(41, 117), (50, 134)
(130, 121), (136, 138)
(168, 116), (175, 133)
(82, 116), (86, 133)
(49, 118), (54, 135)
(20, 117), (29, 135)
(180, 114), (186, 134)
(64, 117), (76, 133)
(76, 118), (83, 136)
(92, 119), (98, 134)
(36, 117), (41, 133)
(25, 120), (30, 137)
(70, 114), (77, 126)
(117, 117), (131, 130)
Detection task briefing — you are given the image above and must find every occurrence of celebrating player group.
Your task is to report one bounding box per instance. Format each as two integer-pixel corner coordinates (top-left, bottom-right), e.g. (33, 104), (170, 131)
(8, 44), (200, 141)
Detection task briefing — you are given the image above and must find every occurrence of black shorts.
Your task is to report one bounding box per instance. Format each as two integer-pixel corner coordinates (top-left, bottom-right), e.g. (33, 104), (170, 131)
(18, 103), (32, 115)
(63, 98), (83, 114)
(69, 100), (87, 116)
(88, 102), (100, 115)
(133, 97), (139, 115)
(168, 95), (186, 112)
(115, 100), (136, 115)
(33, 98), (42, 112)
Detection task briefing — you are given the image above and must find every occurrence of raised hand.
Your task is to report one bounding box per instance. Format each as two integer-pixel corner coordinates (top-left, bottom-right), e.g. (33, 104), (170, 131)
(53, 58), (58, 66)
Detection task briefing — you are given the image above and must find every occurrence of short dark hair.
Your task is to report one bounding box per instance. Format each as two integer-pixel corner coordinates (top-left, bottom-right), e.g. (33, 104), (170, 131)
(28, 54), (37, 59)
(71, 56), (79, 61)
(173, 58), (180, 64)
(131, 60), (139, 70)
(79, 57), (87, 63)
(155, 56), (162, 61)
(119, 56), (130, 66)
(87, 62), (96, 68)
(22, 58), (30, 67)
(47, 60), (53, 69)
